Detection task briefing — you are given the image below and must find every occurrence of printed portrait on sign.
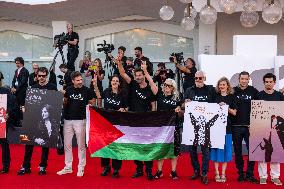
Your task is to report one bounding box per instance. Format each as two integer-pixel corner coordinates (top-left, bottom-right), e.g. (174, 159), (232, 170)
(249, 100), (284, 163)
(20, 88), (63, 148)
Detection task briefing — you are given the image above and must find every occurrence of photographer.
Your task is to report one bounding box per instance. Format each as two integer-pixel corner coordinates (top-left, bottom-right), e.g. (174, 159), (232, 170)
(134, 47), (153, 76)
(59, 64), (72, 90)
(108, 46), (127, 75)
(153, 63), (174, 87)
(172, 56), (197, 92)
(66, 23), (79, 71)
(28, 63), (39, 86)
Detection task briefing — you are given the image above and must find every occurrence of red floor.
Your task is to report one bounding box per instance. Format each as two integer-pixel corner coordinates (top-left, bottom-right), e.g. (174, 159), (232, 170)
(0, 144), (283, 189)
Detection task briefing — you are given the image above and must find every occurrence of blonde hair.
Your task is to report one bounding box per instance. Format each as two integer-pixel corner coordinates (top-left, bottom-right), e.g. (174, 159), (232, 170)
(215, 77), (234, 94)
(162, 78), (180, 101)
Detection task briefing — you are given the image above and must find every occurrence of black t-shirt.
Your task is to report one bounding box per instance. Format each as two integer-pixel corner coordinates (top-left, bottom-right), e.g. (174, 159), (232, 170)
(183, 85), (215, 103)
(183, 67), (197, 90)
(66, 32), (79, 49)
(214, 94), (237, 134)
(156, 89), (180, 111)
(103, 88), (127, 110)
(129, 80), (155, 112)
(64, 86), (94, 120)
(31, 83), (57, 90)
(233, 86), (258, 126)
(257, 90), (284, 101)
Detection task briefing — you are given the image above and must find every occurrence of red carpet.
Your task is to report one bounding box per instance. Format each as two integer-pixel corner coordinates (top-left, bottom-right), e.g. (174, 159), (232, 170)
(0, 144), (283, 189)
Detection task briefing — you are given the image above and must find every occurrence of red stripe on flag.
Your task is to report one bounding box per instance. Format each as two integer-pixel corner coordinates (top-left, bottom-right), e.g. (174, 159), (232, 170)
(88, 107), (124, 154)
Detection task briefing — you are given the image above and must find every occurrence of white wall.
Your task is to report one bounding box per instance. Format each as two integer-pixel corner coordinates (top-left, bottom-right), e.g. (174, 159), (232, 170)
(0, 21), (52, 38)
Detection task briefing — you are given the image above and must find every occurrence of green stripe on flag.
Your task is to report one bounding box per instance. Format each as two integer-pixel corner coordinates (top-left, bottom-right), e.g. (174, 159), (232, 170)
(91, 143), (175, 161)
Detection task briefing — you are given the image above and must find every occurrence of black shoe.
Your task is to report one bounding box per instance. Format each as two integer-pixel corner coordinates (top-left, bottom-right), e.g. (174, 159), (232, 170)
(154, 170), (163, 179)
(17, 168), (31, 175)
(170, 171), (178, 179)
(147, 171), (154, 181)
(100, 166), (110, 176)
(112, 170), (120, 178)
(38, 167), (46, 175)
(0, 167), (9, 174)
(57, 148), (64, 155)
(238, 174), (245, 182)
(246, 176), (259, 183)
(201, 175), (209, 185)
(190, 171), (200, 180)
(132, 171), (143, 178)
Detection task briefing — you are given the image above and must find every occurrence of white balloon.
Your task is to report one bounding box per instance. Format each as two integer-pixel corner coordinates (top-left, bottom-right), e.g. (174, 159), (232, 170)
(159, 5), (174, 21)
(200, 4), (217, 24)
(218, 0), (238, 14)
(262, 3), (282, 24)
(240, 11), (259, 27)
(181, 16), (195, 31)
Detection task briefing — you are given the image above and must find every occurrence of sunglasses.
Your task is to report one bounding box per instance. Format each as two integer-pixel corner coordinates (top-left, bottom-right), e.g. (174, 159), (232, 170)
(38, 74), (47, 78)
(164, 83), (173, 88)
(195, 77), (204, 80)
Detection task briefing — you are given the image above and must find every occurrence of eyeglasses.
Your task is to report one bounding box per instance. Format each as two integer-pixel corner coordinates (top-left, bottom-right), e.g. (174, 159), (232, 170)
(33, 68), (39, 70)
(164, 83), (173, 88)
(38, 75), (47, 78)
(195, 77), (204, 80)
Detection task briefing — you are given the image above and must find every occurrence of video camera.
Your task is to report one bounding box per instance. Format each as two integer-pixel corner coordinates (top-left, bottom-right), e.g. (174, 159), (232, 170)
(97, 40), (115, 54)
(169, 52), (184, 63)
(53, 32), (68, 48)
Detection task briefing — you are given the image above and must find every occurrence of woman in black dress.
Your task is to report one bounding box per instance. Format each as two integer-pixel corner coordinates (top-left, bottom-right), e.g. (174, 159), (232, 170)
(93, 74), (128, 178)
(141, 62), (181, 179)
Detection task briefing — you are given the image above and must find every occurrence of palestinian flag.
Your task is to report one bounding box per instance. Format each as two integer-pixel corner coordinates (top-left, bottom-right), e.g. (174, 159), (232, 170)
(86, 106), (176, 161)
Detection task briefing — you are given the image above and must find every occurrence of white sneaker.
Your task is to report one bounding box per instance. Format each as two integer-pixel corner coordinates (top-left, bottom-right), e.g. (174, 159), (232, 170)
(57, 167), (73, 175)
(77, 168), (84, 177)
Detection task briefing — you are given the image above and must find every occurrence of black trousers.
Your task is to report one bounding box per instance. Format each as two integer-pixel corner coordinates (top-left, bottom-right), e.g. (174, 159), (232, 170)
(134, 160), (153, 173)
(22, 145), (49, 169)
(101, 158), (122, 170)
(189, 145), (210, 176)
(232, 126), (255, 177)
(67, 48), (79, 71)
(0, 138), (10, 169)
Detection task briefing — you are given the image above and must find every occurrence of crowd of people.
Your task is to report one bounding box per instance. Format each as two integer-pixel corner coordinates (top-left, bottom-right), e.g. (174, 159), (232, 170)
(0, 24), (284, 187)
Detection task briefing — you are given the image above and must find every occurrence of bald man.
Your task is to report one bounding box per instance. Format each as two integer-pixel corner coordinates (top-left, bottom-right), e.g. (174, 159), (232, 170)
(29, 63), (39, 86)
(66, 23), (79, 71)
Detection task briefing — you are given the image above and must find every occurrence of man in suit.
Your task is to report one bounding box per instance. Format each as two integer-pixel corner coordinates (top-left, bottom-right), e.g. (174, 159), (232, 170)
(11, 57), (29, 108)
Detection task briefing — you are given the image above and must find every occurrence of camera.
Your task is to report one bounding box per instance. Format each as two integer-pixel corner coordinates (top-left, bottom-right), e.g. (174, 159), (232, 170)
(53, 32), (68, 48)
(169, 52), (184, 63)
(97, 40), (115, 54)
(57, 75), (65, 86)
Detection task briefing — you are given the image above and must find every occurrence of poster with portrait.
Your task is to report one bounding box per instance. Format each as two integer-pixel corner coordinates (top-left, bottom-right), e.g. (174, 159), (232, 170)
(20, 88), (63, 148)
(249, 100), (284, 163)
(182, 101), (228, 149)
(0, 94), (7, 138)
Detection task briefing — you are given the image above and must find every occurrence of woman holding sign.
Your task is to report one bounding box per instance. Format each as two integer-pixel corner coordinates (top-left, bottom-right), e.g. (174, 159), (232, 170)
(210, 77), (237, 183)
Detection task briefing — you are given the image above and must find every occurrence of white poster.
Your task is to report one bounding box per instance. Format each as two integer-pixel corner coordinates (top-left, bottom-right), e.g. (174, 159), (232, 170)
(182, 101), (228, 149)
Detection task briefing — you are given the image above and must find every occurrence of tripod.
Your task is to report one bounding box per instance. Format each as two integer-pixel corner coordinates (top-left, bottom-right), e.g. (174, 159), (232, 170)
(175, 61), (184, 93)
(49, 46), (66, 72)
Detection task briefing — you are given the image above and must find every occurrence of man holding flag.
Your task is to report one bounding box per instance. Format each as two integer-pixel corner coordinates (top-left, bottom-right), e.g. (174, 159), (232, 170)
(116, 56), (156, 180)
